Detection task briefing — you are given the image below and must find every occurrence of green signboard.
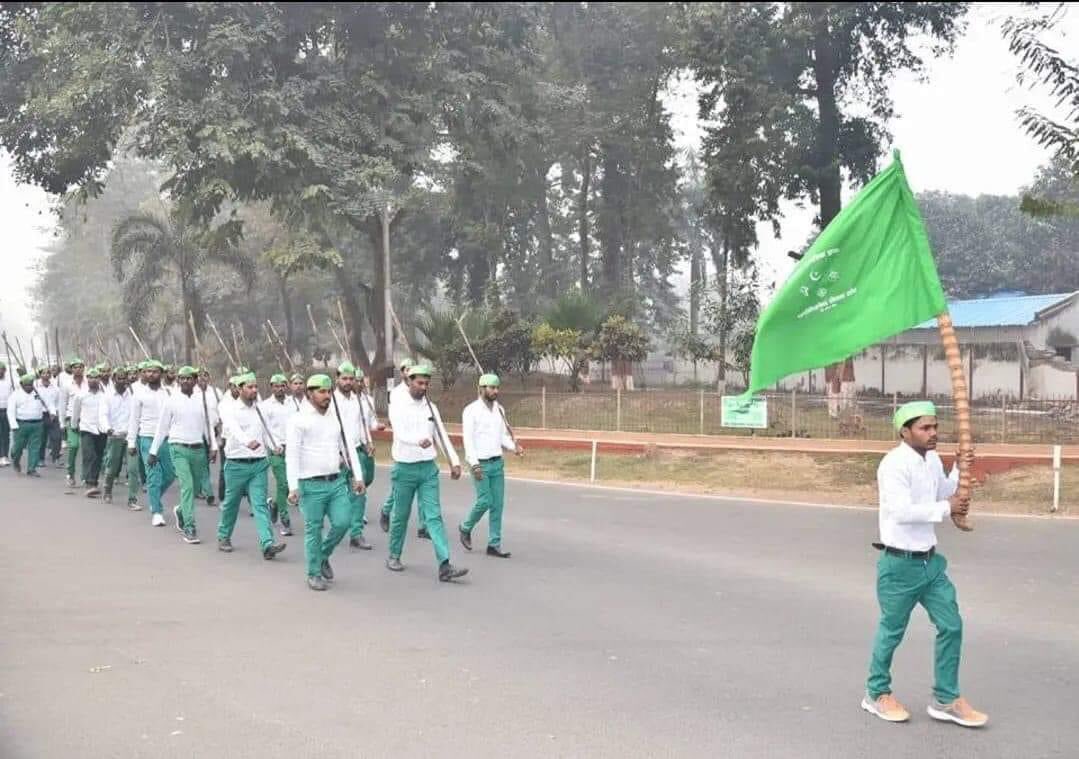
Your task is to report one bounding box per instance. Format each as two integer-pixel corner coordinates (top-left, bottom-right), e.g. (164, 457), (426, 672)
(721, 395), (768, 429)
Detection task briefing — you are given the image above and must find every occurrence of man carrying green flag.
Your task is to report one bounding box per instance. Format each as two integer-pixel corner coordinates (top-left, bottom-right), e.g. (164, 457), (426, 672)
(743, 152), (946, 397)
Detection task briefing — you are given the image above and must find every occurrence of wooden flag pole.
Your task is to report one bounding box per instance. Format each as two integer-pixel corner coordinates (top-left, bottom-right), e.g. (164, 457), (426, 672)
(938, 311), (973, 532)
(206, 316), (239, 371)
(266, 320), (296, 371)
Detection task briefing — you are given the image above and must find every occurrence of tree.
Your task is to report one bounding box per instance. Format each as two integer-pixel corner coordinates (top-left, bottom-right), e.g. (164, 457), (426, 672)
(593, 315), (650, 390)
(531, 323), (592, 392)
(111, 206), (255, 364)
(416, 308), (465, 390)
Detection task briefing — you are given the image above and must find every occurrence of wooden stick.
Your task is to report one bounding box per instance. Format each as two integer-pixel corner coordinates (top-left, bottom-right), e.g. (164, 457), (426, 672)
(938, 311), (973, 532)
(30, 336), (39, 368)
(262, 322), (287, 370)
(387, 301), (414, 357)
(337, 298), (351, 349)
(230, 324), (245, 368)
(128, 326), (152, 359)
(266, 320), (295, 371)
(206, 315), (239, 370)
(13, 336), (27, 368)
(455, 310), (485, 375)
(44, 331), (51, 368)
(326, 318), (348, 359)
(188, 312), (206, 368)
(115, 337), (127, 366)
(54, 327), (61, 367)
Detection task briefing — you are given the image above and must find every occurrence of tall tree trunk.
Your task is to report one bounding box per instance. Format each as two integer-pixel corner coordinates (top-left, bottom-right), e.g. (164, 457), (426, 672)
(716, 239), (729, 393)
(535, 163), (555, 298)
(599, 148), (626, 296)
(578, 149), (591, 291)
(277, 274), (295, 356)
(332, 266), (373, 376)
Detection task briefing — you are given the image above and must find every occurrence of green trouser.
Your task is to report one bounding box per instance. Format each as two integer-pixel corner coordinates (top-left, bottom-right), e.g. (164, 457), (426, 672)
(171, 444), (208, 532)
(79, 431), (107, 486)
(348, 447), (375, 538)
(104, 436), (139, 503)
(299, 473), (352, 577)
(195, 442), (213, 498)
(388, 460), (449, 565)
(11, 419), (44, 472)
(461, 457), (506, 547)
(268, 452), (291, 526)
(66, 424), (81, 478)
(867, 551), (962, 704)
(381, 473), (425, 529)
(218, 458), (273, 550)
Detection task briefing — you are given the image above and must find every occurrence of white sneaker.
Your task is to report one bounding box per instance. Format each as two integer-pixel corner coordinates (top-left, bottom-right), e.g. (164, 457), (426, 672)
(0, 457), (10, 467)
(151, 513), (166, 527)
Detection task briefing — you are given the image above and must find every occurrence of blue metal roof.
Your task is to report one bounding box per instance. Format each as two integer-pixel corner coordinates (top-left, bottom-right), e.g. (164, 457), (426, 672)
(915, 292), (1077, 329)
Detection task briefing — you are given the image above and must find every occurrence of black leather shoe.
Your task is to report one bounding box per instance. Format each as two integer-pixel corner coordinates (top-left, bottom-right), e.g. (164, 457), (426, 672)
(386, 557), (404, 572)
(379, 511), (390, 533)
(349, 535), (373, 550)
(270, 500), (279, 524)
(439, 561), (469, 582)
(218, 539), (233, 553)
(320, 559), (334, 581)
(262, 543), (287, 560)
(417, 527), (430, 540)
(459, 527), (473, 551)
(486, 545), (512, 558)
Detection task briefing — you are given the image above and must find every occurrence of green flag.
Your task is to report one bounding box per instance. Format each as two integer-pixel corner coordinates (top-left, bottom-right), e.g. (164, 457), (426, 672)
(745, 152), (946, 396)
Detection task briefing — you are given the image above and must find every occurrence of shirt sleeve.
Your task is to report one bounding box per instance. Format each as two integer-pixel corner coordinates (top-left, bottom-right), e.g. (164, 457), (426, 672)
(98, 396), (111, 434)
(71, 394), (83, 430)
(498, 403), (516, 452)
(149, 401), (172, 456)
(285, 415), (301, 492)
(7, 396), (18, 430)
(58, 384), (69, 423)
(462, 404), (479, 467)
(878, 458), (951, 525)
(937, 458), (960, 499)
(127, 394), (142, 447)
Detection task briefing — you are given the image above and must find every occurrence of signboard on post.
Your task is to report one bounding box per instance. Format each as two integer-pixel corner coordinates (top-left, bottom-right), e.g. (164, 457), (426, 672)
(721, 395), (768, 429)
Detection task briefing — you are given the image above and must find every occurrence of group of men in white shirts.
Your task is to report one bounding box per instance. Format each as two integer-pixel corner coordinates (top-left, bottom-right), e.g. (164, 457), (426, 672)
(2, 354), (523, 592)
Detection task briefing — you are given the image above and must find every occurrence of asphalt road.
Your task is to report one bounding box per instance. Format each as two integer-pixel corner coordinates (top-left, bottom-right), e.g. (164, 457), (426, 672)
(1, 462), (1076, 758)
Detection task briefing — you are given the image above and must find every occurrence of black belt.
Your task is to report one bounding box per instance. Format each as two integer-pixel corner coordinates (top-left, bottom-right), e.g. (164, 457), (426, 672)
(171, 442), (205, 449)
(479, 456), (502, 463)
(228, 457), (264, 464)
(873, 543), (935, 560)
(301, 473), (338, 482)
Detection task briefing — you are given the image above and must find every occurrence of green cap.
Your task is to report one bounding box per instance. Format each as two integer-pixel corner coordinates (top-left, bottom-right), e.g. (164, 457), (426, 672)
(0, 361), (5, 369)
(20, 372), (35, 384)
(307, 373), (332, 390)
(289, 373), (304, 383)
(96, 362), (111, 372)
(407, 363), (433, 378)
(478, 373), (501, 387)
(400, 357), (415, 370)
(235, 372), (257, 387)
(894, 401), (938, 431)
(145, 360), (165, 371)
(87, 368), (101, 379)
(228, 375), (240, 386)
(69, 356), (84, 367)
(337, 361), (356, 378)
(270, 373), (287, 384)
(177, 366), (198, 378)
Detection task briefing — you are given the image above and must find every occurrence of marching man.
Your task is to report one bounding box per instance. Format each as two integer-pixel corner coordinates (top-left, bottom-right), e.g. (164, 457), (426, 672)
(285, 374), (365, 591)
(861, 401), (987, 728)
(459, 374), (523, 559)
(385, 363), (468, 582)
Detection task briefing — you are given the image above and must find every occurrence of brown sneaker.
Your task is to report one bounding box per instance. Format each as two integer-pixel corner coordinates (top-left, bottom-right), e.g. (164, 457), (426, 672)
(927, 697), (988, 728)
(861, 693), (911, 723)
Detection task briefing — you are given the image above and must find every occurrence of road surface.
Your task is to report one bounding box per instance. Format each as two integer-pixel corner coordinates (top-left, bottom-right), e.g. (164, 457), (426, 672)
(1, 464), (1075, 758)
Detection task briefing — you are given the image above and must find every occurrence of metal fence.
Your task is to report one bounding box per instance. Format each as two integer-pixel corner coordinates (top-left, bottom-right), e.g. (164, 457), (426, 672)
(375, 388), (1079, 445)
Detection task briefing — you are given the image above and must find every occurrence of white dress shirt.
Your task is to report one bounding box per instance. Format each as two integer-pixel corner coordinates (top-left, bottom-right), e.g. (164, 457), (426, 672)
(58, 375), (87, 422)
(7, 387), (53, 428)
(334, 389), (377, 448)
(127, 385), (168, 445)
(0, 375), (14, 408)
(34, 381), (60, 418)
(105, 387), (133, 437)
(72, 388), (110, 435)
(258, 395), (294, 451)
(388, 391), (459, 467)
(197, 385), (222, 430)
(150, 389), (217, 455)
(285, 404), (362, 491)
(462, 398), (516, 467)
(221, 397), (273, 460)
(877, 442), (960, 552)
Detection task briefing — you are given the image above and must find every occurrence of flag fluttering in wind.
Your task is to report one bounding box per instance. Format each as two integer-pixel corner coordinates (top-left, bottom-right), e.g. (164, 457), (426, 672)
(743, 151), (946, 397)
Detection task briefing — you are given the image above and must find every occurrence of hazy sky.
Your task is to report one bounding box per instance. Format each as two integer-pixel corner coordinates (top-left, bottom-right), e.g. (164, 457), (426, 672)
(0, 3), (1073, 344)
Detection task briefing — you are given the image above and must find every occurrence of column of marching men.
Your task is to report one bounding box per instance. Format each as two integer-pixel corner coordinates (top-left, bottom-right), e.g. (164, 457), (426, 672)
(1, 355), (524, 591)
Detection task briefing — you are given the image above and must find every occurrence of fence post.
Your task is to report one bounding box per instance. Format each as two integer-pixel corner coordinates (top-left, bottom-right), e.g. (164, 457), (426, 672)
(892, 391), (898, 418)
(1052, 444), (1062, 513)
(1001, 396), (1006, 441)
(590, 440), (598, 482)
(541, 386), (547, 429)
(616, 388), (622, 432)
(791, 388), (797, 437)
(699, 388), (705, 435)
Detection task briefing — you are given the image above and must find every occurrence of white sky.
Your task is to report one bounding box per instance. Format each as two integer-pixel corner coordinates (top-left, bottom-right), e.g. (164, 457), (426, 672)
(0, 3), (1074, 344)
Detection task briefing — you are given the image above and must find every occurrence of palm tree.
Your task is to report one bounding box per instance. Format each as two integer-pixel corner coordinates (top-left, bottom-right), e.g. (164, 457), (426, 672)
(415, 307), (465, 389)
(111, 208), (255, 363)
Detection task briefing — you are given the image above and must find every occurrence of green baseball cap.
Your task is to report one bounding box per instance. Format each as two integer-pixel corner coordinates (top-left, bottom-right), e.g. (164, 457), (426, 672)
(478, 373), (501, 387)
(145, 360), (165, 371)
(177, 366), (198, 378)
(400, 357), (415, 370)
(894, 401), (938, 432)
(270, 373), (288, 384)
(19, 372), (35, 384)
(307, 374), (332, 390)
(407, 363), (433, 378)
(337, 361), (356, 378)
(235, 372), (257, 387)
(87, 368), (101, 379)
